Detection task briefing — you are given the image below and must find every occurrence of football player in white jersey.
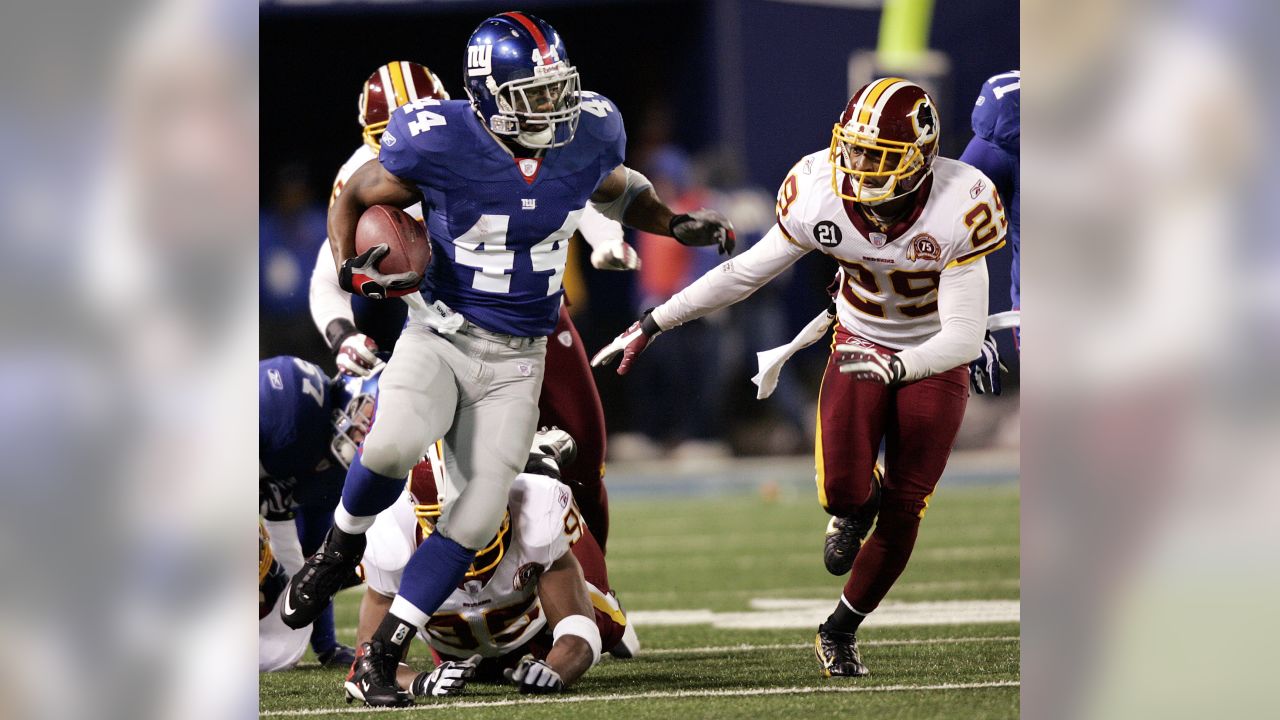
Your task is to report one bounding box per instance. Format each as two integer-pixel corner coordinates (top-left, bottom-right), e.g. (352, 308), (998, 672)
(594, 78), (1006, 678)
(347, 429), (634, 700)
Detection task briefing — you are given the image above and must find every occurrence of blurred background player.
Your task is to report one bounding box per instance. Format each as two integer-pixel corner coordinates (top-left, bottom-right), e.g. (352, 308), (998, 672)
(308, 59), (640, 553)
(284, 13), (734, 707)
(593, 78), (1005, 678)
(259, 355), (380, 669)
(351, 428), (635, 700)
(962, 70), (1020, 395)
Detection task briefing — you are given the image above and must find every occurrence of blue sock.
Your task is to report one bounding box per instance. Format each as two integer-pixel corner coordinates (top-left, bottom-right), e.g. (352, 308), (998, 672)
(310, 604), (338, 655)
(396, 532), (477, 620)
(340, 453), (406, 518)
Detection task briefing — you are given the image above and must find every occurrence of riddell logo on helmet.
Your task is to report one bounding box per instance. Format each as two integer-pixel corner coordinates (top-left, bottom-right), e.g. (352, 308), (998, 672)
(907, 233), (941, 262)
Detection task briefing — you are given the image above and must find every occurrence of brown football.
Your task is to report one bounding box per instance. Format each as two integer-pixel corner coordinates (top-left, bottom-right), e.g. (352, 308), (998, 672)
(355, 205), (432, 280)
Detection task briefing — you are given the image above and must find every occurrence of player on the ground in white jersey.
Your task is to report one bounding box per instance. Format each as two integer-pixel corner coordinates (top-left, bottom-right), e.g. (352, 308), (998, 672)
(349, 428), (634, 698)
(594, 77), (1005, 678)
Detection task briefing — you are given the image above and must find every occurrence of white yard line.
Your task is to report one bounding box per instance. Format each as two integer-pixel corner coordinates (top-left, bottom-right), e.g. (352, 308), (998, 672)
(260, 680), (1021, 716)
(636, 635), (1019, 656)
(628, 599), (1021, 629)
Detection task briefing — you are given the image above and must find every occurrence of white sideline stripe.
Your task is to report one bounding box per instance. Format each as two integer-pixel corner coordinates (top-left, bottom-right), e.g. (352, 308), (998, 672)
(628, 599), (1021, 630)
(259, 680), (1021, 716)
(638, 635), (1019, 656)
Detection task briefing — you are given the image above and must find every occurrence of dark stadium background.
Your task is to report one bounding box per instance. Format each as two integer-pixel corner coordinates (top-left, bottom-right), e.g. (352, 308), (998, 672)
(260, 0), (1019, 454)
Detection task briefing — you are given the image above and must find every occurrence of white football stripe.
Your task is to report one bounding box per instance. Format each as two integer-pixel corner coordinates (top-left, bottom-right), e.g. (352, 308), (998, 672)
(627, 599), (1020, 629)
(635, 635), (1019, 657)
(259, 680), (1020, 716)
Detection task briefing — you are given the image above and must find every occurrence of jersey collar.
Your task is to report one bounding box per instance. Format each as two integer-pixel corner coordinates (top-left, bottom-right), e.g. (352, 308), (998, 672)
(841, 173), (934, 245)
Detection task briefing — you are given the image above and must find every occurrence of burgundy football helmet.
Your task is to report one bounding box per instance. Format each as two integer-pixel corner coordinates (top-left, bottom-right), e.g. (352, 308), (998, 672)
(358, 61), (450, 151)
(830, 77), (940, 205)
(409, 451), (510, 578)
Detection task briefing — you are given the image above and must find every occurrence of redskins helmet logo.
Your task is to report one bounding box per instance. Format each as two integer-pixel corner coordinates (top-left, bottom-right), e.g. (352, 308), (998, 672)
(907, 233), (941, 262)
(910, 99), (938, 144)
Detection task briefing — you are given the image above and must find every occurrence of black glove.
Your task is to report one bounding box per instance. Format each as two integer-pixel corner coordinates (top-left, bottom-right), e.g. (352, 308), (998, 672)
(338, 244), (422, 299)
(968, 330), (1004, 395)
(670, 209), (736, 255)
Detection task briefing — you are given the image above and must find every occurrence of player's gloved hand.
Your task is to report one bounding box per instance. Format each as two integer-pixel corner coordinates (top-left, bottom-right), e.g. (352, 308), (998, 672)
(836, 345), (906, 385)
(339, 244), (422, 300)
(590, 239), (641, 271)
(504, 656), (565, 694)
(410, 654), (481, 697)
(670, 209), (737, 255)
(590, 311), (662, 376)
(968, 330), (1005, 395)
(336, 333), (381, 377)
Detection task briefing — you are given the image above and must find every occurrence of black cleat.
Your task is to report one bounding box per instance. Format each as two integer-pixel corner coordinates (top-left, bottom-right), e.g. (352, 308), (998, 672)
(280, 528), (366, 630)
(823, 515), (873, 576)
(822, 464), (882, 576)
(344, 641), (413, 707)
(815, 628), (869, 677)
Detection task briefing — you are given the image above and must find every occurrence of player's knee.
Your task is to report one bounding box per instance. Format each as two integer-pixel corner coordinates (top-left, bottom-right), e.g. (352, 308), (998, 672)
(357, 433), (420, 479)
(879, 490), (932, 521)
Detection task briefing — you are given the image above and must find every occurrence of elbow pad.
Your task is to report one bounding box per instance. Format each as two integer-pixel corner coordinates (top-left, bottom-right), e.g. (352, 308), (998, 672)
(591, 167), (653, 222)
(553, 614), (602, 666)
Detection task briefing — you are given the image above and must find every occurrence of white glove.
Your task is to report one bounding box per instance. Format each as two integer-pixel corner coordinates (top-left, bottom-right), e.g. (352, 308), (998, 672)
(336, 333), (381, 377)
(835, 344), (906, 385)
(504, 656), (565, 694)
(590, 239), (641, 271)
(411, 654), (481, 697)
(590, 314), (659, 376)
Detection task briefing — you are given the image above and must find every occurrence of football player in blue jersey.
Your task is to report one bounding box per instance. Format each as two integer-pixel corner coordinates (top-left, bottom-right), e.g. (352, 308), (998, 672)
(281, 12), (735, 707)
(259, 356), (380, 670)
(961, 70), (1020, 394)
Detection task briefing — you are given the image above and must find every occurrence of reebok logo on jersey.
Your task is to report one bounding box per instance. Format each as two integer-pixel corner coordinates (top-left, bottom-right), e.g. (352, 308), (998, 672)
(970, 179), (985, 198)
(268, 369), (283, 390)
(382, 130), (396, 147)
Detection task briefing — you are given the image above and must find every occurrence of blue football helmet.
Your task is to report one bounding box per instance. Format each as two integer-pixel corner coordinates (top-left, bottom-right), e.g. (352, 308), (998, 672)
(464, 12), (581, 148)
(330, 366), (382, 469)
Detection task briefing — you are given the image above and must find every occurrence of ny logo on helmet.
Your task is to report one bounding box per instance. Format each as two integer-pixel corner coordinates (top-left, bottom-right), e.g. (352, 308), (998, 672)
(468, 44), (493, 77)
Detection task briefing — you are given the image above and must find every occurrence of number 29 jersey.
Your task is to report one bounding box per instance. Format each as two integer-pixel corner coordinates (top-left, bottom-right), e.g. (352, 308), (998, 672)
(775, 153), (1007, 349)
(378, 95), (625, 337)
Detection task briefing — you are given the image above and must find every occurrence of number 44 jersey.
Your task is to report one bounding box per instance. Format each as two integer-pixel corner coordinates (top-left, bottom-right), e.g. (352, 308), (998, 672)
(378, 94), (625, 337)
(776, 153), (1007, 349)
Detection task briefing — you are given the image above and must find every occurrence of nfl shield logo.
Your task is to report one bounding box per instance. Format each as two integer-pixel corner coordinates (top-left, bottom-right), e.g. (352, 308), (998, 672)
(869, 232), (887, 248)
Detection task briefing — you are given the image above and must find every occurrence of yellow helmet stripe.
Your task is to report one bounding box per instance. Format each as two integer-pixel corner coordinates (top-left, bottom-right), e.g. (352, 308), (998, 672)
(387, 61), (410, 107)
(856, 76), (907, 126)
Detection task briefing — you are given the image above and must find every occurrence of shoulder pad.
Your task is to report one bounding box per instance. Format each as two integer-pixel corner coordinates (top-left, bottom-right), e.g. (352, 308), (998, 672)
(258, 357), (333, 478)
(971, 72), (1020, 156)
(379, 99), (474, 182)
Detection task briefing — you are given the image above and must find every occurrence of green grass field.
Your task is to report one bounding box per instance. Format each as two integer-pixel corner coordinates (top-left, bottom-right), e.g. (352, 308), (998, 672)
(260, 483), (1019, 718)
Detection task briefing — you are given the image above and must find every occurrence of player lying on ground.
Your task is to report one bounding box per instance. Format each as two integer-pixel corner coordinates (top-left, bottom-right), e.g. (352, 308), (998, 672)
(309, 60), (629, 552)
(283, 12), (731, 708)
(259, 356), (383, 671)
(594, 78), (1006, 678)
(348, 428), (636, 701)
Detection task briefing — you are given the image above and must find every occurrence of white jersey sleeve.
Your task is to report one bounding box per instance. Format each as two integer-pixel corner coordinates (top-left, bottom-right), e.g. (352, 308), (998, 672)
(649, 225), (810, 331)
(508, 473), (581, 567)
(894, 257), (989, 380)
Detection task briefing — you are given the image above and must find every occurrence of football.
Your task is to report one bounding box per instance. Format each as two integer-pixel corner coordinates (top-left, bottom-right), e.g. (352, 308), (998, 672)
(355, 205), (432, 280)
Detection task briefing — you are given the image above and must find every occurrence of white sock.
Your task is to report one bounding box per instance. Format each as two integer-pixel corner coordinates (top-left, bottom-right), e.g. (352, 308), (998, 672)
(333, 501), (376, 534)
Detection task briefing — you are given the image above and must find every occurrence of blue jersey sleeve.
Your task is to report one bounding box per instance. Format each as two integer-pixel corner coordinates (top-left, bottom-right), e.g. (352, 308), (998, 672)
(378, 101), (439, 184)
(971, 71), (1020, 157)
(960, 135), (1015, 208)
(259, 357), (334, 479)
(577, 92), (626, 184)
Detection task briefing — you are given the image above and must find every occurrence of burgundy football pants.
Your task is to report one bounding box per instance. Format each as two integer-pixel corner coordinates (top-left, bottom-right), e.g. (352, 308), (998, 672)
(538, 305), (610, 552)
(816, 325), (969, 613)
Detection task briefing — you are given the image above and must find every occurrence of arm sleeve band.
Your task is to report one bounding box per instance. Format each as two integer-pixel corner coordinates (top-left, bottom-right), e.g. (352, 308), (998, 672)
(650, 224), (810, 331)
(895, 256), (990, 381)
(590, 166), (654, 223)
(576, 202), (625, 250)
(553, 614), (602, 666)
